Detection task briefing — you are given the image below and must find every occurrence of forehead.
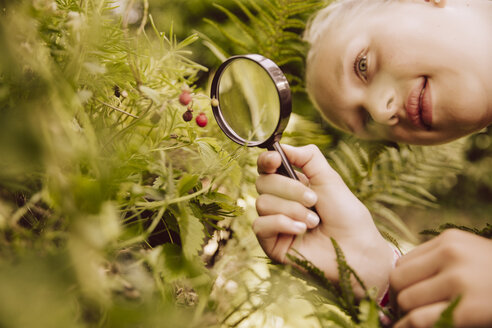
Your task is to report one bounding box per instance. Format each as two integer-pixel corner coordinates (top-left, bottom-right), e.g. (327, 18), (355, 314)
(308, 3), (398, 130)
(309, 21), (365, 130)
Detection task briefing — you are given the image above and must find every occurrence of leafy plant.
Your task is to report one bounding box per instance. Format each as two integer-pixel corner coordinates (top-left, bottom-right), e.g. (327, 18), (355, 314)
(203, 0), (327, 92)
(198, 0), (476, 326)
(287, 239), (383, 327)
(433, 296), (462, 328)
(421, 223), (492, 239)
(0, 0), (486, 327)
(0, 0), (247, 326)
(326, 139), (465, 243)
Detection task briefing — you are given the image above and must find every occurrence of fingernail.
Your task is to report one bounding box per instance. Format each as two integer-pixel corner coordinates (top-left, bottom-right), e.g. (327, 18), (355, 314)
(303, 191), (317, 205)
(306, 212), (320, 227)
(293, 221), (307, 232)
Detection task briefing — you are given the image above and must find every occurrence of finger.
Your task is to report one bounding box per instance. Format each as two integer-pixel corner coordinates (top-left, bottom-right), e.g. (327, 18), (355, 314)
(396, 238), (440, 267)
(396, 229), (468, 266)
(391, 247), (442, 292)
(394, 301), (448, 328)
(395, 272), (454, 313)
(252, 215), (306, 262)
(280, 144), (344, 187)
(256, 194), (320, 229)
(257, 151), (281, 174)
(256, 174), (318, 208)
(253, 215), (307, 240)
(257, 150), (310, 185)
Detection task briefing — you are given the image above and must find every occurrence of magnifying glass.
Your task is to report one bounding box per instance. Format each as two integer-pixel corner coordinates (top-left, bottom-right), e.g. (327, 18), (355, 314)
(210, 54), (298, 180)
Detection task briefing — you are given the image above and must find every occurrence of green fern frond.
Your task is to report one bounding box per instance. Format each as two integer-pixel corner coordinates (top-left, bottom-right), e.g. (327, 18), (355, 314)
(205, 0), (327, 91)
(326, 139), (465, 242)
(287, 239), (382, 324)
(421, 223), (492, 239)
(287, 250), (341, 304)
(332, 238), (359, 321)
(433, 295), (461, 328)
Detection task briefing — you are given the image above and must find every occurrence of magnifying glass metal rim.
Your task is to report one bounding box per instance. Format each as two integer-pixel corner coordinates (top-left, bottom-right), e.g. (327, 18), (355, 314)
(210, 54), (292, 148)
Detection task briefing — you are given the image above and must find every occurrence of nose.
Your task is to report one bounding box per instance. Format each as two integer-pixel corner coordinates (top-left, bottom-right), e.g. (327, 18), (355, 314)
(364, 75), (399, 126)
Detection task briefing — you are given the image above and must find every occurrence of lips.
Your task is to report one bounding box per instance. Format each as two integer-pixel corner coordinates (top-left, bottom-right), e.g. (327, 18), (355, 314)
(406, 77), (433, 129)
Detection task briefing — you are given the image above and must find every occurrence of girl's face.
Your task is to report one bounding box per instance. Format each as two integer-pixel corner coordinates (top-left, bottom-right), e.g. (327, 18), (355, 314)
(309, 0), (492, 145)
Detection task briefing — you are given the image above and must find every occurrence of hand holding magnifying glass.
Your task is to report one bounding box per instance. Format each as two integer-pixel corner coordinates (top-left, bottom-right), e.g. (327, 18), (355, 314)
(210, 54), (298, 180)
(210, 55), (397, 301)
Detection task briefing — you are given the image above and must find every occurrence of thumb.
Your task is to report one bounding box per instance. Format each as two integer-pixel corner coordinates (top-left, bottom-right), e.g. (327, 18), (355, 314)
(281, 144), (371, 229)
(280, 144), (346, 188)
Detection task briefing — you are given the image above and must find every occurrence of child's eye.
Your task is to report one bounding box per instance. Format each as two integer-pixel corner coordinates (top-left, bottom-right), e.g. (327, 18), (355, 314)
(354, 52), (368, 81)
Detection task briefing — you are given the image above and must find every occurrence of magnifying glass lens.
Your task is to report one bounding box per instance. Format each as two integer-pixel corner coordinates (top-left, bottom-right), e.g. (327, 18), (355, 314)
(211, 54), (299, 181)
(218, 59), (280, 143)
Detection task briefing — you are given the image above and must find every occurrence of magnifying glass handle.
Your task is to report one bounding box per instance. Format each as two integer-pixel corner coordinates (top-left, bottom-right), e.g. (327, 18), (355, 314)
(269, 142), (299, 181)
(269, 142), (319, 216)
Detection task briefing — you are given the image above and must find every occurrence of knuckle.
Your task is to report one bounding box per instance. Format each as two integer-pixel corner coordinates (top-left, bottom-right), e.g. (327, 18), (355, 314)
(438, 241), (463, 261)
(255, 175), (267, 193)
(439, 228), (464, 242)
(396, 290), (411, 312)
(304, 144), (319, 153)
(294, 201), (307, 214)
(251, 217), (261, 235)
(389, 269), (404, 291)
(445, 269), (467, 291)
(269, 214), (289, 230)
(406, 311), (428, 328)
(255, 195), (269, 214)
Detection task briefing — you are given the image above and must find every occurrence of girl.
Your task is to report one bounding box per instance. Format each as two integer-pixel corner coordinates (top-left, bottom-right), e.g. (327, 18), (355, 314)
(254, 0), (492, 327)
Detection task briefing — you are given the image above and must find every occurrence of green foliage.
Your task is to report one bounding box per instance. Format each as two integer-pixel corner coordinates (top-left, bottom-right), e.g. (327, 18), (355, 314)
(202, 0), (469, 246)
(1, 0), (488, 327)
(0, 0), (245, 326)
(421, 223), (492, 239)
(326, 139), (465, 242)
(203, 0), (327, 92)
(433, 296), (461, 328)
(287, 239), (383, 326)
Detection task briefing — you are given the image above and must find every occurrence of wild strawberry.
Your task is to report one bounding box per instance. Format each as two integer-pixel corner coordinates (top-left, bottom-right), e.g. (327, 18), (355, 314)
(179, 90), (192, 106)
(195, 112), (208, 127)
(182, 110), (193, 122)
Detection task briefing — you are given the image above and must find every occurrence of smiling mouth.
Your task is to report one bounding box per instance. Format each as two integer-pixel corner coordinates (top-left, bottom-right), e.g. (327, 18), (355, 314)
(419, 78), (431, 129)
(407, 77), (432, 130)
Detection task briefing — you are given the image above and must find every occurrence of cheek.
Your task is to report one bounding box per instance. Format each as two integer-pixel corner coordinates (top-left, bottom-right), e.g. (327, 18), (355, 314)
(434, 74), (489, 130)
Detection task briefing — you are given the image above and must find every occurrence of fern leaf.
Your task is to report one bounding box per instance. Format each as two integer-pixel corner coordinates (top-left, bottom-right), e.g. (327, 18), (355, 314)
(213, 3), (256, 45)
(390, 189), (438, 209)
(233, 0), (269, 34)
(331, 238), (358, 320)
(338, 141), (367, 181)
(202, 18), (249, 52)
(433, 296), (461, 328)
(369, 203), (417, 242)
(287, 251), (340, 302)
(330, 152), (355, 188)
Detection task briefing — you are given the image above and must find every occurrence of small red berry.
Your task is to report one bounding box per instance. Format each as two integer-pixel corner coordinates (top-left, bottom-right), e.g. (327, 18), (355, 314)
(179, 91), (192, 106)
(182, 110), (193, 122)
(195, 112), (208, 127)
